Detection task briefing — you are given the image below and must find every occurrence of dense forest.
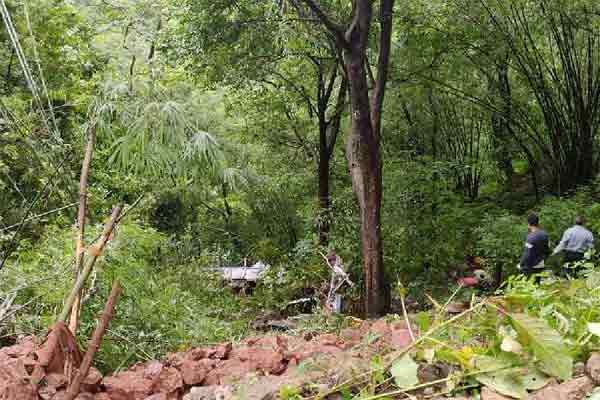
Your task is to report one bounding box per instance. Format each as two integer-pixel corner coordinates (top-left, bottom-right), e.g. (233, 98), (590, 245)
(3, 0), (600, 399)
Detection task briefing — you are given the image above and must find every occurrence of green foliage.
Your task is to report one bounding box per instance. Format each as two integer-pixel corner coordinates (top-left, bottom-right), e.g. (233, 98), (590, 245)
(278, 385), (302, 400)
(472, 355), (529, 399)
(508, 313), (573, 380)
(7, 0), (600, 388)
(390, 355), (419, 388)
(2, 222), (258, 372)
(475, 213), (524, 277)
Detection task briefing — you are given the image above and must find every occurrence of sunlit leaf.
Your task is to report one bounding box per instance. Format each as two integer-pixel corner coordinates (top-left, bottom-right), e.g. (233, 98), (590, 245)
(509, 313), (572, 380)
(472, 355), (527, 399)
(588, 323), (600, 336)
(500, 336), (523, 354)
(390, 354), (419, 389)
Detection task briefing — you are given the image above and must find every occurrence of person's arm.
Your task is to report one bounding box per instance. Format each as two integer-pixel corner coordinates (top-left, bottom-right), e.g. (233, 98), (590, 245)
(586, 232), (594, 252)
(520, 238), (533, 269)
(552, 230), (570, 255)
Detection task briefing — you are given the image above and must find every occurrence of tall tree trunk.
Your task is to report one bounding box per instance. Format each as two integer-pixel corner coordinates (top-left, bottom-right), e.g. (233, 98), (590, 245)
(316, 62), (332, 248)
(318, 141), (331, 247)
(345, 74), (386, 316)
(317, 73), (346, 247)
(300, 0), (393, 317)
(489, 54), (514, 188)
(344, 0), (389, 318)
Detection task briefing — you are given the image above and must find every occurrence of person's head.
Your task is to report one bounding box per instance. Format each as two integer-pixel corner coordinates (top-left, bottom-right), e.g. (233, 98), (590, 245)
(575, 216), (585, 226)
(527, 213), (539, 231)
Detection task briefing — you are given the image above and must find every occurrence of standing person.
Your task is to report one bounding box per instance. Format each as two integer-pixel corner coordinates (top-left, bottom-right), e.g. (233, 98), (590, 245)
(517, 213), (549, 278)
(552, 216), (594, 275)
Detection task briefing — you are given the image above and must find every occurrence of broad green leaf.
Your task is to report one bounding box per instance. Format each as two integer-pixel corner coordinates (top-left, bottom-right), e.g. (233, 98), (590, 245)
(588, 323), (600, 336)
(390, 354), (419, 389)
(435, 347), (473, 368)
(415, 312), (431, 332)
(522, 368), (552, 391)
(472, 355), (527, 399)
(509, 313), (573, 380)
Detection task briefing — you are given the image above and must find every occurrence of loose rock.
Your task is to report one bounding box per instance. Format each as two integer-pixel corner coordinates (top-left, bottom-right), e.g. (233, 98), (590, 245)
(529, 376), (594, 400)
(183, 385), (232, 400)
(480, 387), (512, 400)
(586, 352), (600, 384)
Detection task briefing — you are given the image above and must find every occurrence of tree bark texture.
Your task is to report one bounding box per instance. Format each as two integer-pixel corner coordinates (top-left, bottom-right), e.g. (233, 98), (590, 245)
(299, 0), (394, 317)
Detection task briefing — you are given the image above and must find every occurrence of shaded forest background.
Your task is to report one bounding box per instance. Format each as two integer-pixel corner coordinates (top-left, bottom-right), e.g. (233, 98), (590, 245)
(2, 0), (600, 371)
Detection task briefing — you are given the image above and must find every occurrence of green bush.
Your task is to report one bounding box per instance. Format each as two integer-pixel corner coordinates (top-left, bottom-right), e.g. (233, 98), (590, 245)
(1, 222), (258, 373)
(475, 212), (524, 280)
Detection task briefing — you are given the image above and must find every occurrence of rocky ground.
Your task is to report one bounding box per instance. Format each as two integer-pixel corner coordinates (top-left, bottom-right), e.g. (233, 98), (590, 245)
(0, 318), (412, 400)
(1, 317), (599, 400)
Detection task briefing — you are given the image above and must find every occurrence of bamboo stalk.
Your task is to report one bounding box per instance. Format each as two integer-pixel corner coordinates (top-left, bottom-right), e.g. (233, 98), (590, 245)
(58, 205), (122, 324)
(69, 123), (96, 334)
(64, 281), (122, 400)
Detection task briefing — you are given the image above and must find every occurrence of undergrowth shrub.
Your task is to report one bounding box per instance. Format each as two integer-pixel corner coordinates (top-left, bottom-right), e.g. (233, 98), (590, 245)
(475, 212), (524, 280)
(1, 221), (260, 373)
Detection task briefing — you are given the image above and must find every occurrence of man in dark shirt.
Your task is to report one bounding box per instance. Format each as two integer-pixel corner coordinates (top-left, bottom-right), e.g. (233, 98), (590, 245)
(518, 213), (549, 277)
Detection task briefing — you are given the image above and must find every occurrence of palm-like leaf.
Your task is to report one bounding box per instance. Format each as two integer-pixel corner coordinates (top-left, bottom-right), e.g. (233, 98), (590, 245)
(93, 78), (258, 196)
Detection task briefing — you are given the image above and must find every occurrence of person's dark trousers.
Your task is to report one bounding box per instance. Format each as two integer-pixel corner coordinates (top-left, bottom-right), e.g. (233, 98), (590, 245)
(562, 251), (585, 278)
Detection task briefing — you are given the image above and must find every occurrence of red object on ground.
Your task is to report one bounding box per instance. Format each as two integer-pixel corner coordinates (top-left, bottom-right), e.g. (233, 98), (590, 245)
(458, 276), (479, 287)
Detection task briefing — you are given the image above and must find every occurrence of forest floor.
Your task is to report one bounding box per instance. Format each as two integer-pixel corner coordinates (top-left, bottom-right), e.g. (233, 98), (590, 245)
(1, 294), (600, 400)
(0, 316), (411, 400)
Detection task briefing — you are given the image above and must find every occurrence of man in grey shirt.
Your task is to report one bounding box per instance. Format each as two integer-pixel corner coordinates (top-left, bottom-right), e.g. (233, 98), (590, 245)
(553, 216), (594, 264)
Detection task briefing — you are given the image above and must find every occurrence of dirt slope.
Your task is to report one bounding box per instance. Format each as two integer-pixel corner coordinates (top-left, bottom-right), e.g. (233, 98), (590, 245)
(0, 319), (414, 399)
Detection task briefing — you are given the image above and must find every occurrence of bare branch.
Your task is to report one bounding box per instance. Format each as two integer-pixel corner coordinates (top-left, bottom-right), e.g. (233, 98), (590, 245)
(370, 0), (395, 140)
(297, 0), (349, 49)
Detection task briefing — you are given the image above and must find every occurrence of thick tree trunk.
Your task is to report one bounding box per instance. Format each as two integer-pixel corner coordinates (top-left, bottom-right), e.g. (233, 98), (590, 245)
(299, 0), (393, 317)
(346, 117), (386, 317)
(344, 2), (387, 317)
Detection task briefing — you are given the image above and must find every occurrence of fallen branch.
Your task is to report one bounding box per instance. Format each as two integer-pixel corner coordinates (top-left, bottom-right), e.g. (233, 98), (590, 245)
(58, 204), (122, 323)
(399, 288), (415, 342)
(64, 281), (122, 400)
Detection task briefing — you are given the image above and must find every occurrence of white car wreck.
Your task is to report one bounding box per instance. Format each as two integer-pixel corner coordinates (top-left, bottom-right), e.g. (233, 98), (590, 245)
(215, 260), (269, 293)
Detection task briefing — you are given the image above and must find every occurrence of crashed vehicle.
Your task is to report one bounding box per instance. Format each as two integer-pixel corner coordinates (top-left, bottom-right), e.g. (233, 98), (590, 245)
(215, 260), (269, 294)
